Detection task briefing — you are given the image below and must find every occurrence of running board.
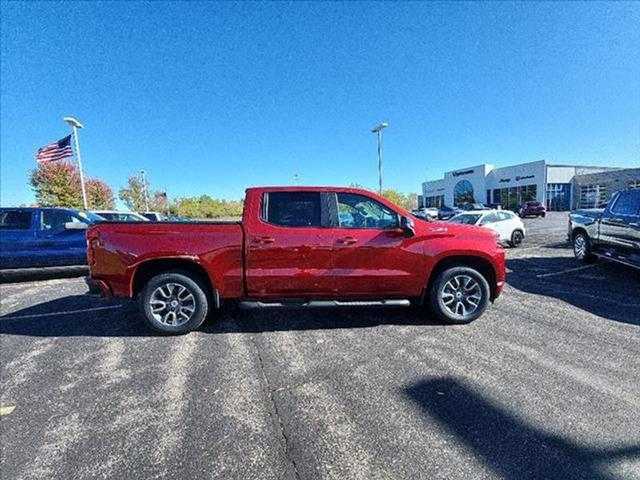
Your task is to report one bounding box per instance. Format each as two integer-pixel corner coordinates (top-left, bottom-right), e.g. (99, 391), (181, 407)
(238, 299), (412, 310)
(594, 252), (640, 270)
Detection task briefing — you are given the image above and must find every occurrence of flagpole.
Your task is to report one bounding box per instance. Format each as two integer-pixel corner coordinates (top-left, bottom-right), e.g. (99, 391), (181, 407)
(64, 117), (88, 210)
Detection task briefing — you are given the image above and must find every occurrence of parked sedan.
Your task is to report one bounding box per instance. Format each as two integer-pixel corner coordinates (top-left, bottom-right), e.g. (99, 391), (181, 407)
(437, 205), (462, 220)
(93, 210), (150, 222)
(449, 209), (526, 247)
(519, 201), (546, 218)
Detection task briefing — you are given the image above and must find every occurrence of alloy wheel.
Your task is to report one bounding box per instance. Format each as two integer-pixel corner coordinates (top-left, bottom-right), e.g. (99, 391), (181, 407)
(149, 282), (196, 326)
(441, 275), (482, 318)
(574, 235), (587, 259)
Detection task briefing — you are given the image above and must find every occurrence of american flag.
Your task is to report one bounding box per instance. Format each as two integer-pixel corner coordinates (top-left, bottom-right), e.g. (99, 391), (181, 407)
(35, 135), (73, 164)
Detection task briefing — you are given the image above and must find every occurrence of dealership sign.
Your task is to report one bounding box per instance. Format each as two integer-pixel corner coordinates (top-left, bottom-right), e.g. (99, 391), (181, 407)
(452, 169), (474, 177)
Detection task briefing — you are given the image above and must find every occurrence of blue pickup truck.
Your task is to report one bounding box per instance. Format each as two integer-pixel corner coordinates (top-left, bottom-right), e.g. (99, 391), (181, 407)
(0, 207), (103, 270)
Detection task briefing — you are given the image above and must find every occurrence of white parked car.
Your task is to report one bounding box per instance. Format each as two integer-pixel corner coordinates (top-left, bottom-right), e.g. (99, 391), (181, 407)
(448, 209), (526, 247)
(413, 207), (439, 219)
(93, 210), (150, 222)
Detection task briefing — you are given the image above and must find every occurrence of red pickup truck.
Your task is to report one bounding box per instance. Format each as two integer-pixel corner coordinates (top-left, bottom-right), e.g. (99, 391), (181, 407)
(86, 187), (505, 334)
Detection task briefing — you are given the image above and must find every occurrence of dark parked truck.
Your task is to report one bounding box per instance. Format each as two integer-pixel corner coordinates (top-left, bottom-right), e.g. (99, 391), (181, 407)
(569, 189), (640, 269)
(0, 207), (103, 270)
(86, 187), (506, 334)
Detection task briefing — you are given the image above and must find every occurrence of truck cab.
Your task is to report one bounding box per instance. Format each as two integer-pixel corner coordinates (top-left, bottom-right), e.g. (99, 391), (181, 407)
(0, 207), (103, 270)
(569, 189), (640, 269)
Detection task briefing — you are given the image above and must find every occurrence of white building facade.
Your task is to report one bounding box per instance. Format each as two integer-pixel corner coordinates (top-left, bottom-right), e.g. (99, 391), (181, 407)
(421, 160), (620, 211)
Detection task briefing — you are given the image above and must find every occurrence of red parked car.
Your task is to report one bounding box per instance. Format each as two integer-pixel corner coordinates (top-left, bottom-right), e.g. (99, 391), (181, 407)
(519, 201), (546, 218)
(86, 187), (506, 334)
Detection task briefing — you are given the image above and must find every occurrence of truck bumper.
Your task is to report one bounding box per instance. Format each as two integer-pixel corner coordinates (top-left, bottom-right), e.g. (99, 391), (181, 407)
(85, 276), (112, 300)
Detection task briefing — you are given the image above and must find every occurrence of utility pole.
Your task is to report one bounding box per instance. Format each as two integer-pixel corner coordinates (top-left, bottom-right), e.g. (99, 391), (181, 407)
(371, 122), (388, 194)
(140, 169), (149, 211)
(63, 117), (88, 209)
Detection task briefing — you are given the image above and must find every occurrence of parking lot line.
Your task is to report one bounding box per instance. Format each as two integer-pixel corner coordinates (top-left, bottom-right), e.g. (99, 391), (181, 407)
(535, 264), (598, 278)
(0, 305), (122, 321)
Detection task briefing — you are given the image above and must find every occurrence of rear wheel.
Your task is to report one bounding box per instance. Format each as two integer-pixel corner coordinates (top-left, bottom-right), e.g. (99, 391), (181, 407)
(509, 229), (524, 248)
(573, 232), (596, 263)
(139, 271), (209, 334)
(429, 266), (490, 324)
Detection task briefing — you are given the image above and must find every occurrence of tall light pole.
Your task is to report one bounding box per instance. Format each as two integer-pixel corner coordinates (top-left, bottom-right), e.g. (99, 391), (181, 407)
(63, 117), (88, 209)
(371, 122), (388, 194)
(140, 169), (150, 211)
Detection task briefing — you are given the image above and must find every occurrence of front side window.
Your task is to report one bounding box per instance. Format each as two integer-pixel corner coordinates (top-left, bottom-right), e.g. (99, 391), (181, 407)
(611, 192), (640, 216)
(337, 193), (398, 229)
(42, 210), (84, 231)
(264, 192), (321, 227)
(0, 210), (32, 230)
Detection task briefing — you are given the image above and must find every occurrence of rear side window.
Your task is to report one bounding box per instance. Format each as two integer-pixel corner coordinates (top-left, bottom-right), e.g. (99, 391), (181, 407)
(263, 192), (321, 227)
(0, 210), (32, 230)
(611, 192), (640, 216)
(481, 212), (500, 224)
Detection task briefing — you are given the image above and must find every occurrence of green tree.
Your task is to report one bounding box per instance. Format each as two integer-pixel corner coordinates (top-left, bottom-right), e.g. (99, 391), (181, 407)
(118, 174), (147, 211)
(380, 189), (419, 210)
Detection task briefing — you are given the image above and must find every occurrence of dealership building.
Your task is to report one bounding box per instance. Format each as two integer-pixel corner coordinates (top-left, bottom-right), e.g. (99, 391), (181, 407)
(420, 160), (640, 211)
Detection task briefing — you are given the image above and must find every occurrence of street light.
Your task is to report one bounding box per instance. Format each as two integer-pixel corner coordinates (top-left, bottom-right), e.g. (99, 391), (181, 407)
(64, 117), (88, 209)
(371, 122), (388, 194)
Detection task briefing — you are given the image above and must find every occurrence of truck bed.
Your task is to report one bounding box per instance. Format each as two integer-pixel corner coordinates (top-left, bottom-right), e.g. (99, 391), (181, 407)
(87, 221), (245, 298)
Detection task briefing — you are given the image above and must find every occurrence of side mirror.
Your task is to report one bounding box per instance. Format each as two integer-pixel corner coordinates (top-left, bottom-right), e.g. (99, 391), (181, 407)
(64, 221), (88, 230)
(400, 216), (415, 237)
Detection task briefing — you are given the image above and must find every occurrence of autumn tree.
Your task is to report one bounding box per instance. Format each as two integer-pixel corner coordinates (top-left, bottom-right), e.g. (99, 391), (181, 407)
(86, 178), (116, 209)
(30, 161), (115, 209)
(30, 161), (83, 208)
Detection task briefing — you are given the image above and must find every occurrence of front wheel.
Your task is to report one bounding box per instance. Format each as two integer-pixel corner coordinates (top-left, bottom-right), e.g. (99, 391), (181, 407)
(429, 266), (490, 324)
(139, 271), (209, 334)
(573, 232), (596, 263)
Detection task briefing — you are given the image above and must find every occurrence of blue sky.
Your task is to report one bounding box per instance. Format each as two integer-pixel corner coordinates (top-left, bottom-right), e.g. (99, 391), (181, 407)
(2, 1), (639, 207)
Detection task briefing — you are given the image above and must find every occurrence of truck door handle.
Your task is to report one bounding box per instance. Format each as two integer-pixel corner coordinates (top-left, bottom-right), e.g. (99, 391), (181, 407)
(253, 236), (275, 244)
(337, 236), (358, 245)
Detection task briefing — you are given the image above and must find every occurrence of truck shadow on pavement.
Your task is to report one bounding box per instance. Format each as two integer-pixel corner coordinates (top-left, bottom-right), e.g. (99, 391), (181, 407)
(0, 298), (441, 337)
(405, 377), (640, 480)
(506, 256), (640, 326)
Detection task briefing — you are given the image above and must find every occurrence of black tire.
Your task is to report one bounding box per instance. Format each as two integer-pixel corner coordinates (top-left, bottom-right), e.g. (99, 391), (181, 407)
(139, 271), (209, 334)
(509, 229), (524, 248)
(429, 266), (491, 324)
(572, 232), (597, 263)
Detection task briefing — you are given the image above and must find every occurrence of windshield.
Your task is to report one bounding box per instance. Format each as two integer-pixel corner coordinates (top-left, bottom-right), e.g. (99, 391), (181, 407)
(77, 211), (105, 223)
(449, 214), (481, 225)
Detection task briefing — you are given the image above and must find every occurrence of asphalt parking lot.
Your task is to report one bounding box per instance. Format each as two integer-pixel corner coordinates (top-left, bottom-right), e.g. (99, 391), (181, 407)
(1, 213), (639, 480)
